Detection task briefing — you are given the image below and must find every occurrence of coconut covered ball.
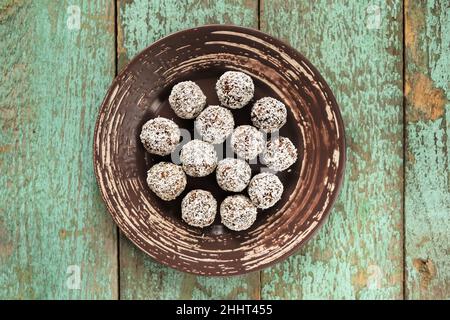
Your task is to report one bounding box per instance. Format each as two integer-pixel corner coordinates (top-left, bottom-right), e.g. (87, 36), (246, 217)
(216, 71), (254, 109)
(220, 195), (257, 231)
(251, 97), (287, 132)
(180, 139), (218, 177)
(262, 137), (298, 171)
(169, 81), (207, 119)
(195, 105), (235, 144)
(139, 117), (180, 156)
(181, 189), (217, 228)
(146, 162), (187, 201)
(216, 158), (252, 192)
(230, 125), (265, 160)
(248, 173), (284, 209)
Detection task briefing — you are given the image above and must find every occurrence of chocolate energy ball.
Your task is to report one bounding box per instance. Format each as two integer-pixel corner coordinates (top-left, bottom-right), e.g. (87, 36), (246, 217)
(181, 189), (217, 228)
(220, 195), (257, 231)
(216, 158), (252, 192)
(139, 117), (180, 156)
(262, 137), (298, 171)
(248, 173), (284, 209)
(251, 97), (287, 132)
(195, 105), (235, 144)
(230, 125), (265, 160)
(169, 81), (207, 119)
(180, 139), (218, 177)
(216, 71), (254, 109)
(146, 162), (187, 201)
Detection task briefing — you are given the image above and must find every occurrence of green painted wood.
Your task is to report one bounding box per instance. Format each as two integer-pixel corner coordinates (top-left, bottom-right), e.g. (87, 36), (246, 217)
(260, 0), (404, 299)
(404, 0), (449, 300)
(3, 0), (446, 300)
(0, 1), (118, 299)
(117, 0), (260, 299)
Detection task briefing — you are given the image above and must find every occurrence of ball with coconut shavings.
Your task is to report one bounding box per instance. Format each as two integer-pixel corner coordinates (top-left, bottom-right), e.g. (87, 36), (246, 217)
(230, 125), (265, 160)
(251, 97), (287, 132)
(216, 158), (252, 192)
(180, 139), (218, 177)
(248, 172), (284, 209)
(139, 117), (180, 156)
(146, 162), (187, 201)
(169, 81), (207, 119)
(262, 137), (298, 171)
(181, 189), (217, 228)
(195, 105), (235, 144)
(220, 195), (257, 231)
(216, 71), (254, 109)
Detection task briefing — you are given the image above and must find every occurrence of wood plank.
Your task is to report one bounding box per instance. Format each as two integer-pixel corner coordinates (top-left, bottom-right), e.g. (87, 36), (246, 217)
(117, 0), (260, 299)
(405, 0), (449, 300)
(0, 1), (117, 299)
(260, 0), (404, 299)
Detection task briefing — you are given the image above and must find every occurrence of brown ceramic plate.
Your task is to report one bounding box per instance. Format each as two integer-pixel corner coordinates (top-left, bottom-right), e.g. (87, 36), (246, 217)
(93, 25), (345, 276)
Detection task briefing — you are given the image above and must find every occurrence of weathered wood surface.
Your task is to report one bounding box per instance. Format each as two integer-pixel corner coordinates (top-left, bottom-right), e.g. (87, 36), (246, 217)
(117, 0), (260, 299)
(260, 0), (404, 299)
(0, 1), (118, 299)
(404, 0), (449, 300)
(1, 0), (448, 300)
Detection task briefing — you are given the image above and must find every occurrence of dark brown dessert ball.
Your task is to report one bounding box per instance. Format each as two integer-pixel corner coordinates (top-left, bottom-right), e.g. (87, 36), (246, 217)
(181, 190), (217, 228)
(195, 105), (235, 144)
(248, 172), (284, 209)
(180, 139), (218, 177)
(230, 125), (265, 160)
(216, 158), (252, 192)
(146, 162), (187, 201)
(220, 195), (257, 231)
(262, 137), (298, 171)
(169, 81), (206, 119)
(139, 117), (180, 156)
(216, 71), (254, 109)
(251, 97), (287, 132)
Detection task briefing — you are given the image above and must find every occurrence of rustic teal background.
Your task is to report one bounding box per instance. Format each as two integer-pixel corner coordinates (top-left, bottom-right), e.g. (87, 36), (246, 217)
(0, 0), (448, 299)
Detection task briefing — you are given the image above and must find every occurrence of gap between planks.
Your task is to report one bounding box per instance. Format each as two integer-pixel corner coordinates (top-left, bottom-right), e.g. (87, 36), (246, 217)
(402, 0), (407, 301)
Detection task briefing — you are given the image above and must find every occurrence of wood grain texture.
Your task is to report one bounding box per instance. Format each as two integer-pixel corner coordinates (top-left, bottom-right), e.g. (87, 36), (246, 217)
(117, 0), (260, 299)
(260, 0), (404, 299)
(405, 0), (449, 300)
(0, 0), (117, 299)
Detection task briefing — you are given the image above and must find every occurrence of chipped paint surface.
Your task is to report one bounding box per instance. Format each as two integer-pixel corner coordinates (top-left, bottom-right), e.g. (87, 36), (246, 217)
(1, 0), (448, 300)
(118, 0), (258, 70)
(0, 1), (117, 299)
(405, 73), (447, 122)
(405, 0), (449, 300)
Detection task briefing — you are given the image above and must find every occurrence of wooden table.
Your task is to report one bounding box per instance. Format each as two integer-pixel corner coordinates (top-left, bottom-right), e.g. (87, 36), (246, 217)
(0, 0), (448, 300)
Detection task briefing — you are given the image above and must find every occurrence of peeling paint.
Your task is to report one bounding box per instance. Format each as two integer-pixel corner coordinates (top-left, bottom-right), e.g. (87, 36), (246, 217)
(0, 0), (117, 299)
(406, 73), (447, 122)
(413, 258), (437, 290)
(405, 0), (449, 300)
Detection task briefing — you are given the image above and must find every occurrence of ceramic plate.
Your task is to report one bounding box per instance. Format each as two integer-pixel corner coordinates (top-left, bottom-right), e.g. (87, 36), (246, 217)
(93, 25), (345, 276)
